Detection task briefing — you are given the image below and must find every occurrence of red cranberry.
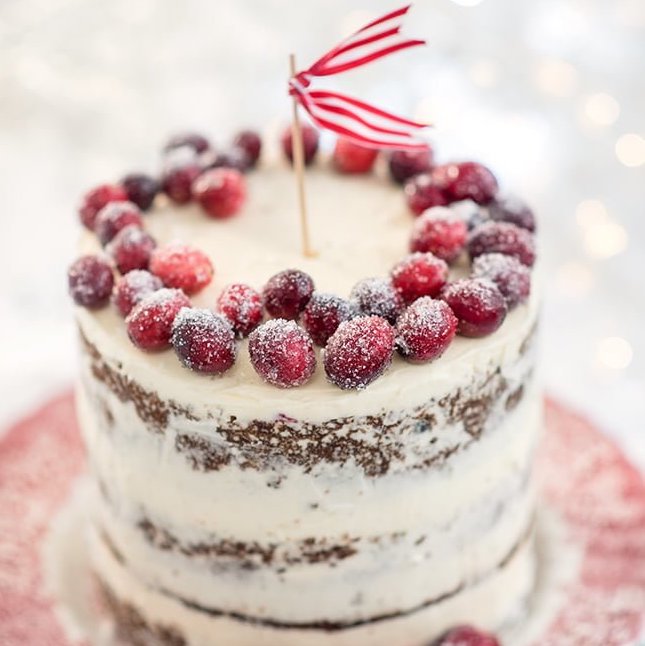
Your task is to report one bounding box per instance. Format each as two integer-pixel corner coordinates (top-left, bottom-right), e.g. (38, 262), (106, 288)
(468, 221), (536, 267)
(67, 255), (114, 308)
(161, 163), (202, 204)
(233, 130), (262, 167)
(78, 184), (128, 230)
(112, 269), (163, 317)
(324, 316), (395, 389)
(248, 319), (316, 388)
(263, 269), (314, 320)
(333, 138), (379, 174)
(451, 199), (490, 231)
(202, 148), (251, 173)
(409, 208), (468, 263)
(472, 253), (531, 309)
(126, 288), (191, 351)
(388, 147), (434, 184)
(164, 132), (211, 154)
(149, 242), (213, 295)
(171, 308), (237, 374)
(216, 283), (263, 337)
(391, 253), (449, 305)
(436, 161), (498, 205)
(435, 625), (500, 646)
(94, 201), (143, 245)
(404, 173), (449, 215)
(350, 277), (404, 324)
(488, 194), (536, 232)
(107, 225), (157, 274)
(440, 278), (507, 337)
(121, 173), (160, 211)
(281, 124), (319, 166)
(192, 168), (246, 219)
(396, 297), (457, 363)
(302, 293), (354, 346)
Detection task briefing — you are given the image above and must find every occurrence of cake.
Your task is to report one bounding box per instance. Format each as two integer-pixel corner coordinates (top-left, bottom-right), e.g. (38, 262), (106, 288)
(69, 131), (540, 645)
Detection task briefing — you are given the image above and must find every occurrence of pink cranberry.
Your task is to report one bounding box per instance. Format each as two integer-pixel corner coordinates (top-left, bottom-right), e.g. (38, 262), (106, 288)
(192, 168), (246, 218)
(248, 319), (316, 388)
(440, 278), (507, 337)
(263, 269), (314, 320)
(112, 270), (163, 317)
(67, 255), (114, 308)
(126, 288), (191, 351)
(216, 283), (263, 337)
(94, 201), (143, 245)
(149, 242), (213, 295)
(409, 207), (468, 263)
(388, 147), (434, 184)
(324, 316), (395, 390)
(404, 173), (449, 215)
(391, 253), (449, 305)
(488, 194), (536, 232)
(171, 308), (237, 374)
(233, 130), (262, 167)
(164, 132), (211, 154)
(396, 297), (457, 363)
(472, 253), (531, 309)
(435, 625), (500, 646)
(78, 184), (128, 230)
(161, 163), (202, 204)
(107, 225), (157, 274)
(350, 277), (404, 324)
(121, 173), (160, 211)
(435, 161), (498, 205)
(302, 293), (354, 346)
(468, 221), (536, 267)
(333, 138), (379, 174)
(281, 124), (319, 166)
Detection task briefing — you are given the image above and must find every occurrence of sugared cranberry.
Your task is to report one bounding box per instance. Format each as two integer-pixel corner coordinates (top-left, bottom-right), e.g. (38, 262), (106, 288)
(192, 168), (247, 219)
(472, 253), (531, 309)
(333, 138), (379, 174)
(171, 308), (237, 374)
(440, 278), (507, 338)
(121, 173), (160, 211)
(216, 283), (263, 337)
(202, 148), (251, 173)
(149, 242), (213, 295)
(107, 225), (157, 274)
(161, 163), (202, 204)
(248, 319), (316, 388)
(435, 625), (500, 646)
(468, 221), (536, 267)
(409, 208), (468, 263)
(67, 255), (114, 308)
(94, 201), (143, 246)
(281, 124), (319, 166)
(324, 316), (395, 390)
(112, 269), (163, 317)
(78, 184), (128, 230)
(451, 199), (489, 231)
(263, 269), (314, 320)
(164, 132), (211, 154)
(488, 194), (536, 232)
(435, 161), (498, 205)
(404, 173), (449, 215)
(388, 147), (434, 184)
(396, 297), (457, 363)
(233, 130), (262, 167)
(391, 253), (449, 305)
(302, 293), (354, 346)
(126, 288), (191, 351)
(350, 277), (404, 324)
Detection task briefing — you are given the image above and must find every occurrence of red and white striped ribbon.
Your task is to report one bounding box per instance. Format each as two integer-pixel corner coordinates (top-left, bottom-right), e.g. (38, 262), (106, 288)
(289, 5), (430, 150)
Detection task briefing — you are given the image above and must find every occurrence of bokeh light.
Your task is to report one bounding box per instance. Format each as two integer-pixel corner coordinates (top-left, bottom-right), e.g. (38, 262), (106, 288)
(596, 336), (634, 371)
(615, 133), (645, 167)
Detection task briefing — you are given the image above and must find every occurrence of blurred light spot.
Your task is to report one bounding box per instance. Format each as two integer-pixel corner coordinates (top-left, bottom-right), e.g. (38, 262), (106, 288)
(583, 93), (620, 126)
(575, 199), (609, 228)
(469, 60), (500, 88)
(596, 337), (633, 371)
(615, 133), (645, 167)
(451, 0), (485, 6)
(534, 59), (577, 97)
(556, 262), (594, 296)
(583, 221), (628, 259)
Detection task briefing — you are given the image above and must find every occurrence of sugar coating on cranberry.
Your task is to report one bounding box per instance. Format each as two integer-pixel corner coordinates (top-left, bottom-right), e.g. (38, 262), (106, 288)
(233, 130), (262, 167)
(472, 253), (531, 308)
(161, 163), (202, 204)
(324, 316), (395, 390)
(435, 625), (500, 646)
(248, 319), (316, 388)
(440, 161), (499, 205)
(263, 269), (314, 320)
(94, 201), (143, 245)
(107, 225), (157, 274)
(391, 253), (449, 305)
(164, 132), (211, 154)
(350, 277), (404, 324)
(301, 293), (354, 347)
(121, 173), (160, 211)
(149, 242), (214, 295)
(216, 283), (263, 337)
(404, 173), (449, 215)
(67, 255), (114, 308)
(112, 269), (163, 317)
(468, 221), (536, 267)
(171, 308), (237, 374)
(333, 138), (379, 174)
(396, 297), (457, 363)
(409, 208), (468, 263)
(488, 194), (536, 232)
(388, 147), (434, 184)
(440, 278), (507, 338)
(450, 199), (490, 231)
(192, 168), (247, 219)
(78, 184), (128, 230)
(281, 124), (319, 166)
(126, 288), (191, 351)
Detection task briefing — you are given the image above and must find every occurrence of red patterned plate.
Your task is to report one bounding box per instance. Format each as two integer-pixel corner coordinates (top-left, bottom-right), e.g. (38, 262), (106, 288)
(0, 393), (643, 645)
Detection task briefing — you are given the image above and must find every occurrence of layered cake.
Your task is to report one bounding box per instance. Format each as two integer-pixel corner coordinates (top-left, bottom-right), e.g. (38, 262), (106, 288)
(68, 129), (540, 645)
